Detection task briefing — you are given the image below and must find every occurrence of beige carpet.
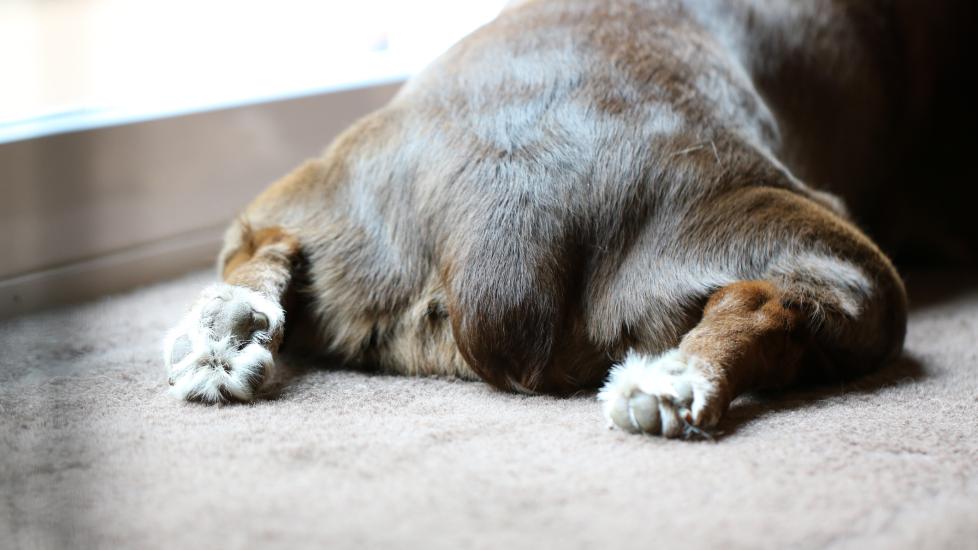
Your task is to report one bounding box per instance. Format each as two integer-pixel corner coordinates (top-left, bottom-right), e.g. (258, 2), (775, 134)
(1, 270), (977, 550)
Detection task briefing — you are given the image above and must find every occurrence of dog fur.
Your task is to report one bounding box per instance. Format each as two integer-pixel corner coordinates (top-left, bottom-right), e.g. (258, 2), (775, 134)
(164, 0), (971, 437)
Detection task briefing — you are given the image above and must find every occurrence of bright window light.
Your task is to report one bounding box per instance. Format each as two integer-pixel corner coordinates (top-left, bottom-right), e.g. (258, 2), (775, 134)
(0, 0), (508, 143)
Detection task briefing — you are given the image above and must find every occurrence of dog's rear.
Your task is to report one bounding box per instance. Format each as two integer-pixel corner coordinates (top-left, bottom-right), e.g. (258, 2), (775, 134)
(163, 0), (971, 437)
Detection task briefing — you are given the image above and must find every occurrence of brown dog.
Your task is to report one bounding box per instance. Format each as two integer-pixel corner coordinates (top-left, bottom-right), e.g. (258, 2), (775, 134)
(163, 0), (967, 438)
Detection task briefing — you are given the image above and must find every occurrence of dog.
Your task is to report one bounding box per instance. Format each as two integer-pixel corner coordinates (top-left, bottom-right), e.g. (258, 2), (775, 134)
(163, 0), (971, 438)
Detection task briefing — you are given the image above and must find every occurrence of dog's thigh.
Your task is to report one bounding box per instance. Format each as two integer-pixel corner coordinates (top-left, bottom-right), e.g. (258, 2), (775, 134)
(600, 188), (907, 437)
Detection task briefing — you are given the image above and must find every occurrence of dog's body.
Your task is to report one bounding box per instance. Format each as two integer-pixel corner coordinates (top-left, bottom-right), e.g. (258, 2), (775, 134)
(164, 0), (968, 437)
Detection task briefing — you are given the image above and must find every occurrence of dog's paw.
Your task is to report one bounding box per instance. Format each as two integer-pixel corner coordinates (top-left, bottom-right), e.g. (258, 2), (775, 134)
(163, 283), (284, 403)
(598, 349), (726, 438)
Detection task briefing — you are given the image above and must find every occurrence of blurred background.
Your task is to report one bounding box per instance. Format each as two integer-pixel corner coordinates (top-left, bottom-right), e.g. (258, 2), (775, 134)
(0, 0), (507, 142)
(0, 0), (508, 317)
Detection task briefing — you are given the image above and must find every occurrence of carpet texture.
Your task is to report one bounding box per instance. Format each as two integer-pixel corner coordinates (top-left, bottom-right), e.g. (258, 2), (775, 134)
(1, 270), (977, 550)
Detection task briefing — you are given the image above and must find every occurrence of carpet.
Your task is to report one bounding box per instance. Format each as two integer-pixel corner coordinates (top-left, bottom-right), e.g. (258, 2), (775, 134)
(2, 270), (977, 549)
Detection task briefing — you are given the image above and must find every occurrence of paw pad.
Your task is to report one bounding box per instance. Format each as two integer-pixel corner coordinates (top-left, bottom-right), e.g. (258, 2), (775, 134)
(598, 349), (723, 439)
(163, 283), (284, 403)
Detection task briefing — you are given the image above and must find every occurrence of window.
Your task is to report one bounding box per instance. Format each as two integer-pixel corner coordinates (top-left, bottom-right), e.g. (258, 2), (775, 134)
(0, 0), (508, 143)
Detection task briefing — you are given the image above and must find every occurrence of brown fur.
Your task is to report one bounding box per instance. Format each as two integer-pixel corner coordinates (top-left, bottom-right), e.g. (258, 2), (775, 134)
(222, 226), (299, 281)
(168, 0), (972, 431)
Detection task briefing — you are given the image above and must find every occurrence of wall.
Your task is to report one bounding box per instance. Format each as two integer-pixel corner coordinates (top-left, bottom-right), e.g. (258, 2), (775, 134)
(0, 82), (402, 318)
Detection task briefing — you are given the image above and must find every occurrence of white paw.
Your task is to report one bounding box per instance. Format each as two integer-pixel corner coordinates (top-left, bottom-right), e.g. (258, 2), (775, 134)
(163, 283), (284, 403)
(598, 349), (725, 438)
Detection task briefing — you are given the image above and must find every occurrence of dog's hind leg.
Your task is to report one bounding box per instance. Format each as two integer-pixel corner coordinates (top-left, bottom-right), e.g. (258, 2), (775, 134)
(599, 188), (908, 438)
(163, 222), (300, 402)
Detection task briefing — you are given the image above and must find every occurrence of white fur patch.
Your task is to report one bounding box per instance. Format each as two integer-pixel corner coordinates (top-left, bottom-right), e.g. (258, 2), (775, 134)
(598, 349), (722, 438)
(769, 252), (873, 317)
(163, 283), (284, 402)
(644, 102), (685, 137)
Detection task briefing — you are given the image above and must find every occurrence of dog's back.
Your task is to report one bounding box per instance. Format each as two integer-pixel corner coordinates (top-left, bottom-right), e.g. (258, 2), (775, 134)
(237, 0), (910, 386)
(165, 0), (968, 435)
(712, 0), (976, 260)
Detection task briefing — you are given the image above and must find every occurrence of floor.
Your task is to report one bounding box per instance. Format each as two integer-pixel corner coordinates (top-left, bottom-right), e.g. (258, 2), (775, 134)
(1, 270), (977, 549)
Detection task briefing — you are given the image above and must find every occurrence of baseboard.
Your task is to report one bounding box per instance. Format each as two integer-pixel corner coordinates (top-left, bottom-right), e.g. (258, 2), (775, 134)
(0, 225), (225, 319)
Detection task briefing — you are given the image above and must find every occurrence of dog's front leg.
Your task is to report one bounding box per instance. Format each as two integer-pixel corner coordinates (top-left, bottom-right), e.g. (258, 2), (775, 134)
(163, 225), (299, 402)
